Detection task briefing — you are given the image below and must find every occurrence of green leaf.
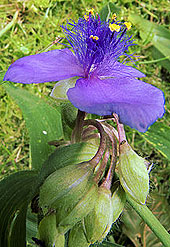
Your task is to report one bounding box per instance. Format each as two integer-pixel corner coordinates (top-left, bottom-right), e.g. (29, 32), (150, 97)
(99, 3), (121, 21)
(2, 82), (63, 170)
(9, 205), (27, 247)
(26, 0), (50, 8)
(129, 14), (170, 70)
(26, 207), (38, 243)
(139, 122), (170, 161)
(0, 170), (38, 247)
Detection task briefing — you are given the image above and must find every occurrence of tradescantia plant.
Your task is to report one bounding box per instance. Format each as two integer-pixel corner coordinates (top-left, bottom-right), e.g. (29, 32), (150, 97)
(1, 7), (170, 247)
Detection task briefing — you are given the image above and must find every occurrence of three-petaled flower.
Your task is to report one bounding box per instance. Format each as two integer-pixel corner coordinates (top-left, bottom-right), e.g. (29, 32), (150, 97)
(3, 11), (165, 132)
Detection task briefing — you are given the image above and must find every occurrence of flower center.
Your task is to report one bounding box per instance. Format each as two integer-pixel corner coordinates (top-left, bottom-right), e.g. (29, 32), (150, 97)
(62, 11), (133, 78)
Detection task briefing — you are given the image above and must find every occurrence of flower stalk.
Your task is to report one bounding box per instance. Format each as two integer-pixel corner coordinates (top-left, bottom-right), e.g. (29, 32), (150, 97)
(71, 110), (86, 143)
(127, 195), (170, 247)
(83, 119), (106, 167)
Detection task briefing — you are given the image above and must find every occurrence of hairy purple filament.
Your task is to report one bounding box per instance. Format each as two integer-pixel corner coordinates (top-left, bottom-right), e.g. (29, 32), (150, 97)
(62, 13), (134, 78)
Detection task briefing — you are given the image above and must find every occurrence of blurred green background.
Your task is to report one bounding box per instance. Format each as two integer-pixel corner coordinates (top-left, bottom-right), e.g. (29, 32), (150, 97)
(0, 0), (170, 246)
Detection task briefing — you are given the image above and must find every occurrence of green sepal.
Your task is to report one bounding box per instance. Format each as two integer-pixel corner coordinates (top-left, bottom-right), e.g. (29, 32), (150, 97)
(58, 184), (98, 233)
(39, 162), (94, 214)
(61, 102), (77, 129)
(60, 102), (77, 140)
(111, 185), (126, 223)
(84, 187), (113, 244)
(38, 213), (65, 247)
(68, 222), (90, 247)
(50, 77), (77, 102)
(54, 234), (65, 247)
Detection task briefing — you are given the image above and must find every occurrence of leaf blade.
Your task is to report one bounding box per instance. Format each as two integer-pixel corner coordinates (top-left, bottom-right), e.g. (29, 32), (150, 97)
(139, 122), (170, 161)
(2, 80), (63, 170)
(0, 170), (38, 247)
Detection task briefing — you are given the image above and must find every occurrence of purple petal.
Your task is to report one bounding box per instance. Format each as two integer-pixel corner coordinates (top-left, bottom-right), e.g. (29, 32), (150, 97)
(3, 49), (84, 84)
(95, 60), (145, 78)
(67, 76), (165, 132)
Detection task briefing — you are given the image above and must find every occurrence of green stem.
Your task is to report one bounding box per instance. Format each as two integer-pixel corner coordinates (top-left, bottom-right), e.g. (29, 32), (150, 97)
(127, 196), (170, 247)
(71, 110), (86, 143)
(139, 56), (170, 64)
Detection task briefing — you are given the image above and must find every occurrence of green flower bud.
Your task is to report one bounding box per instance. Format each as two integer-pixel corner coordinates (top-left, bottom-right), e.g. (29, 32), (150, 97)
(118, 141), (149, 204)
(39, 162), (94, 215)
(38, 213), (65, 247)
(111, 185), (126, 223)
(39, 162), (98, 233)
(84, 187), (113, 244)
(68, 222), (90, 247)
(54, 234), (65, 247)
(58, 183), (98, 233)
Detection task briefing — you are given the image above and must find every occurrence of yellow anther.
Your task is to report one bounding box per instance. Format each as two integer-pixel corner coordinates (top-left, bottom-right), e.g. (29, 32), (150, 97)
(124, 22), (132, 30)
(84, 14), (89, 21)
(86, 8), (94, 15)
(112, 13), (117, 21)
(109, 23), (120, 32)
(90, 35), (99, 41)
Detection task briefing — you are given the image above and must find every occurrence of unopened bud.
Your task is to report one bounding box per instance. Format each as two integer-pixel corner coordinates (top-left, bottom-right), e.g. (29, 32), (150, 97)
(84, 187), (113, 244)
(118, 141), (149, 204)
(58, 183), (98, 233)
(68, 222), (90, 247)
(112, 185), (126, 222)
(38, 213), (65, 247)
(39, 162), (96, 233)
(40, 162), (94, 212)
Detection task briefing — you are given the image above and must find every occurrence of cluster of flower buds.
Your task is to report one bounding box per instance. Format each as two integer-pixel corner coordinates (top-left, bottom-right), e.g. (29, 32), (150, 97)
(36, 110), (150, 247)
(39, 162), (98, 233)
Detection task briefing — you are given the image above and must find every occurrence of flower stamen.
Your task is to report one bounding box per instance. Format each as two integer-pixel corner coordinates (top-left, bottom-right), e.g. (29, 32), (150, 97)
(84, 14), (89, 21)
(109, 23), (120, 32)
(86, 8), (94, 15)
(124, 22), (132, 30)
(112, 13), (117, 21)
(90, 35), (99, 41)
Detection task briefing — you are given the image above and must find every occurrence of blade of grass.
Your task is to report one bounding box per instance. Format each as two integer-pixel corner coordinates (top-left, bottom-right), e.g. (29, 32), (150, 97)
(0, 10), (19, 38)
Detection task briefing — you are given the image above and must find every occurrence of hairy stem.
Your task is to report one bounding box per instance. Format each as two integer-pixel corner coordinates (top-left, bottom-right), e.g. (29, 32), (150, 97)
(71, 110), (86, 143)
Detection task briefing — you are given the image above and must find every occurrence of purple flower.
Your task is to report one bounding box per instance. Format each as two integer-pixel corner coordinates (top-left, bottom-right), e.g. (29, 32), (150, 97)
(3, 12), (165, 132)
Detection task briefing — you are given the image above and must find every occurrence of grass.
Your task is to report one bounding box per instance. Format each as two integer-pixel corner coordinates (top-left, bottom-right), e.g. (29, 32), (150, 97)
(0, 0), (170, 246)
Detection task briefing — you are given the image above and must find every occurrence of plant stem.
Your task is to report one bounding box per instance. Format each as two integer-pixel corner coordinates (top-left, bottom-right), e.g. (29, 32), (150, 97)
(71, 110), (86, 143)
(113, 114), (126, 144)
(94, 148), (110, 183)
(127, 196), (170, 247)
(83, 119), (106, 167)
